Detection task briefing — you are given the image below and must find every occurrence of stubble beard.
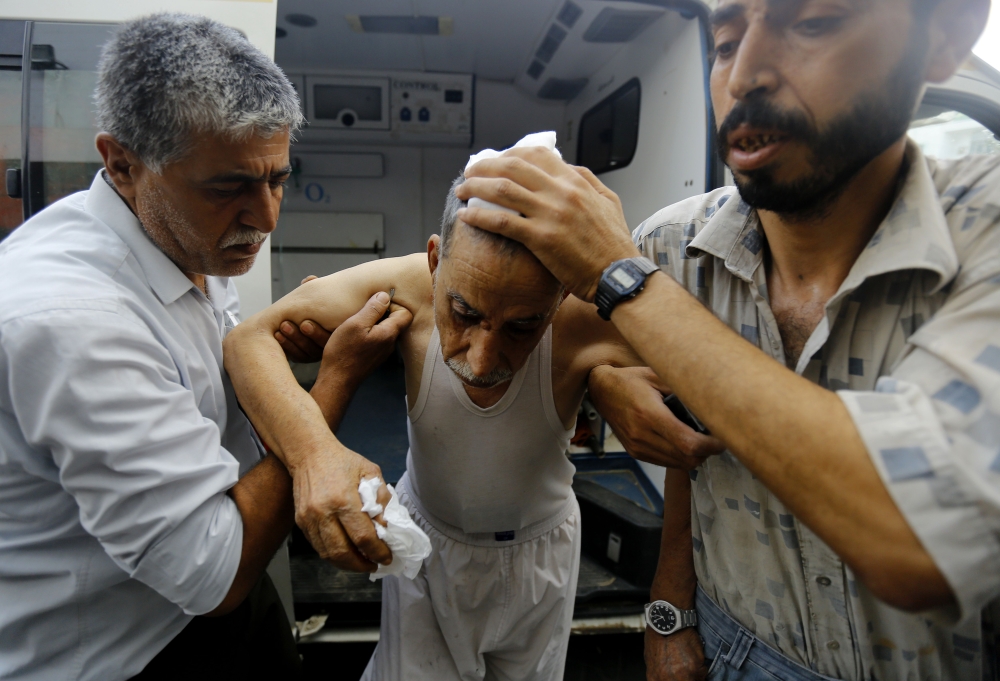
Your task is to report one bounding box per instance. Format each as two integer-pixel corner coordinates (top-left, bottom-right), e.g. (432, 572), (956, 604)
(136, 181), (264, 277)
(717, 27), (927, 221)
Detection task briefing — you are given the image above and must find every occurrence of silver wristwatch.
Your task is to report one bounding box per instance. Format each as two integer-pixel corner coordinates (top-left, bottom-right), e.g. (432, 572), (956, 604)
(644, 600), (698, 636)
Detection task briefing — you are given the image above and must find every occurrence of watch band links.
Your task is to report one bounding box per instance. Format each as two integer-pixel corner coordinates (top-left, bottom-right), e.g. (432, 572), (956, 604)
(644, 601), (699, 635)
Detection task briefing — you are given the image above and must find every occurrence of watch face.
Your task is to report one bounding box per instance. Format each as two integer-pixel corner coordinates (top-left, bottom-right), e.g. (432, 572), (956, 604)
(609, 266), (638, 291)
(649, 603), (677, 632)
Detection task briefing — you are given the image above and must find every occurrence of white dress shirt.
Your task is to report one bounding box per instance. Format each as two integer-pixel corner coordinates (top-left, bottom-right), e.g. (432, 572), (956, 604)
(0, 172), (263, 680)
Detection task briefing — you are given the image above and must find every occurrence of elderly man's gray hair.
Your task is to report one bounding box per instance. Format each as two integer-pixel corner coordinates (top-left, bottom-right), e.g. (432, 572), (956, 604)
(440, 175), (527, 259)
(95, 13), (304, 172)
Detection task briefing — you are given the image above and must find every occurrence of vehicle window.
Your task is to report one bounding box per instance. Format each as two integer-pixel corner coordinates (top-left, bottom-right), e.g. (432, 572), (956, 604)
(909, 105), (1000, 159)
(577, 78), (640, 174)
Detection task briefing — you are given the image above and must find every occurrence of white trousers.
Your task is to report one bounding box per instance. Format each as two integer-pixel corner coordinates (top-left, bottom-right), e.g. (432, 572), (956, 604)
(360, 474), (581, 681)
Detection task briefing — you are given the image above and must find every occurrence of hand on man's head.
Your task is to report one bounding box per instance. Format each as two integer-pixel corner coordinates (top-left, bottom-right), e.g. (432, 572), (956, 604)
(456, 146), (639, 302)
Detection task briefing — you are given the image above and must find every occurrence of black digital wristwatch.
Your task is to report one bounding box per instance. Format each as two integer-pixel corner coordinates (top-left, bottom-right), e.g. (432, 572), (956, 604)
(594, 256), (659, 321)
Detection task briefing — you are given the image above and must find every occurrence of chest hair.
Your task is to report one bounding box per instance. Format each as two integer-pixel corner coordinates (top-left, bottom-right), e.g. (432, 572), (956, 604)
(772, 301), (826, 369)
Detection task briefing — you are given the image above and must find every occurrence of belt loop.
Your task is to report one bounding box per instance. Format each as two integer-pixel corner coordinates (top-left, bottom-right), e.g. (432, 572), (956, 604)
(724, 628), (754, 670)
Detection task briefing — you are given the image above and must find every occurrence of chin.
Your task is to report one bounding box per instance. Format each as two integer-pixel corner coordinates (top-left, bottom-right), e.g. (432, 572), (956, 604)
(213, 254), (258, 278)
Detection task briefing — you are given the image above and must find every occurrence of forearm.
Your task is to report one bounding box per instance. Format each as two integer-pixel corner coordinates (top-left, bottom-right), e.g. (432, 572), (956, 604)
(207, 454), (294, 616)
(651, 468), (696, 608)
(613, 273), (951, 607)
(310, 374), (356, 431)
(224, 323), (348, 472)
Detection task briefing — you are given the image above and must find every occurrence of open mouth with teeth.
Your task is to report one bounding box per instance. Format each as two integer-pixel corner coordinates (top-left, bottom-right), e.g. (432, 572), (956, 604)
(732, 133), (786, 153)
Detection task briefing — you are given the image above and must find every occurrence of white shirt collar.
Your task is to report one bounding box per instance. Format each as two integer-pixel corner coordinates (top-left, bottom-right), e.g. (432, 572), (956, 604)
(85, 171), (197, 306)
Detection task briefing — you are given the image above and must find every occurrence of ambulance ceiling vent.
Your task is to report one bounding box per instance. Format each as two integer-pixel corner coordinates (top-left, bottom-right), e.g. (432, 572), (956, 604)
(346, 15), (454, 36)
(582, 8), (661, 43)
(537, 77), (588, 101)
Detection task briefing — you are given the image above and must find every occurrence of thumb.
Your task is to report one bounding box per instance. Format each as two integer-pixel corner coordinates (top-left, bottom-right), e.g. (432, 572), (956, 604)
(374, 306), (413, 337)
(635, 366), (671, 394)
(354, 291), (391, 330)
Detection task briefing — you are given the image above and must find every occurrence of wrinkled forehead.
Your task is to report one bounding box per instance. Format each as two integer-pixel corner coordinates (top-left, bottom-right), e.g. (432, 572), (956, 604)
(711, 0), (882, 28)
(437, 247), (562, 322)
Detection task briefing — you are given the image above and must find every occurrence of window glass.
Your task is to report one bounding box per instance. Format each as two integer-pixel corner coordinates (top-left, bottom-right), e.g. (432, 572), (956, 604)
(0, 70), (21, 238)
(909, 105), (1000, 159)
(577, 78), (641, 174)
(25, 23), (117, 218)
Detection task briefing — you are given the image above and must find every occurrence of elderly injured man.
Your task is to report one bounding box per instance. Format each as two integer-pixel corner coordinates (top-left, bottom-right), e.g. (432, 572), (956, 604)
(225, 170), (645, 681)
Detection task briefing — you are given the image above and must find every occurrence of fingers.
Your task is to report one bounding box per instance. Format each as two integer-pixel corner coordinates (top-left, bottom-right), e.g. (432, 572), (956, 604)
(461, 149), (566, 190)
(456, 175), (539, 217)
(370, 306), (413, 341)
(304, 514), (376, 573)
(340, 509), (393, 566)
(456, 204), (533, 243)
(342, 291), (392, 332)
(299, 274), (319, 286)
(276, 321), (322, 363)
(299, 319), (333, 346)
(632, 366), (672, 394)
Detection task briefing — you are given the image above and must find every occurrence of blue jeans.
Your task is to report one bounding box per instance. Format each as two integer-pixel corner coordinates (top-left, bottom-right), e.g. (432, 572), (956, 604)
(697, 587), (841, 681)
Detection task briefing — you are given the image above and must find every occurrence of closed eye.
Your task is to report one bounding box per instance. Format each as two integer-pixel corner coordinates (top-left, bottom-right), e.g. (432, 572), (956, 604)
(451, 308), (481, 326)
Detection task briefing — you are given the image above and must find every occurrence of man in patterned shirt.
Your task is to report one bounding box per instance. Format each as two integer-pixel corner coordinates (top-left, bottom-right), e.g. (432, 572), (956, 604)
(454, 0), (998, 679)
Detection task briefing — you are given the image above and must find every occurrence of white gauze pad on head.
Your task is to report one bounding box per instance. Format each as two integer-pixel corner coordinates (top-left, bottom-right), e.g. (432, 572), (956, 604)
(463, 131), (561, 215)
(358, 477), (432, 581)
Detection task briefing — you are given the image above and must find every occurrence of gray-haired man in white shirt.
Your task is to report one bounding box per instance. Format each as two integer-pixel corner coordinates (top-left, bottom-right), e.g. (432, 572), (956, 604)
(0, 14), (407, 681)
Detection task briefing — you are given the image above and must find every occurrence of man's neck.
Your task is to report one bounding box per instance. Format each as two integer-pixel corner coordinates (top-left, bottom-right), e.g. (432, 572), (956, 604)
(186, 272), (208, 297)
(759, 138), (908, 297)
(759, 138), (908, 367)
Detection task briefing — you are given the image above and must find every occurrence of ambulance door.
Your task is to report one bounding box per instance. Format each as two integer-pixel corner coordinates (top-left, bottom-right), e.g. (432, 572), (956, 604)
(910, 56), (1000, 159)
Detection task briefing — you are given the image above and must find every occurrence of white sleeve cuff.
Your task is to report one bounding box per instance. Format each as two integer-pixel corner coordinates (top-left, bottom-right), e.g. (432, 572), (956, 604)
(130, 493), (243, 616)
(839, 378), (1000, 625)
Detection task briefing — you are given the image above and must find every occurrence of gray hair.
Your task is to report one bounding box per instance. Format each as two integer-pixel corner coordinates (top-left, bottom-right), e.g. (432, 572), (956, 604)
(440, 175), (527, 259)
(95, 13), (305, 172)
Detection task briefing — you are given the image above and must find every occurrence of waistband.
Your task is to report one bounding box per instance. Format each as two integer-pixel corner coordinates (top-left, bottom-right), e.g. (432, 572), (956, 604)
(696, 586), (841, 681)
(397, 471), (577, 547)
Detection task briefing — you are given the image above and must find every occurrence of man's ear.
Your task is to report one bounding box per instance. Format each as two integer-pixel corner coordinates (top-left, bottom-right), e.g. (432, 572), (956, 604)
(95, 132), (144, 202)
(428, 234), (441, 278)
(924, 0), (990, 83)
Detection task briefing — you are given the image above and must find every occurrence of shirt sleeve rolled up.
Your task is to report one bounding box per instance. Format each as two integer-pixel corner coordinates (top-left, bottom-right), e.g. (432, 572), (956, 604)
(839, 273), (1000, 625)
(2, 307), (243, 615)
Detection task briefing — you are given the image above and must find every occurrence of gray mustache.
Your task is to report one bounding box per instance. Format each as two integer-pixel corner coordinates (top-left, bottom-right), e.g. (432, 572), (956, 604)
(445, 357), (513, 388)
(220, 229), (268, 248)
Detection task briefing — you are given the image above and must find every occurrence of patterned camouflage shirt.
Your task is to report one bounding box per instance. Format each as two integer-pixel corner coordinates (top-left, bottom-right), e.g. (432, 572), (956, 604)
(633, 141), (1000, 681)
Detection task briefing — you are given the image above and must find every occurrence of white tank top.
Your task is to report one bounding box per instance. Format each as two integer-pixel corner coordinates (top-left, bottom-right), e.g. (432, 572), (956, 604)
(405, 325), (576, 534)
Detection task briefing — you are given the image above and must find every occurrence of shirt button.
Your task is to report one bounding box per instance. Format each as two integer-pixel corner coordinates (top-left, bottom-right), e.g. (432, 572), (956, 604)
(827, 640), (840, 650)
(816, 576), (832, 587)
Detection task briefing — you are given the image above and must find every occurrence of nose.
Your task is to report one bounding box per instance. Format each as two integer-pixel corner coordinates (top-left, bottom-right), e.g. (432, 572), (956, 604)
(725, 21), (780, 102)
(465, 327), (502, 377)
(239, 182), (280, 235)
